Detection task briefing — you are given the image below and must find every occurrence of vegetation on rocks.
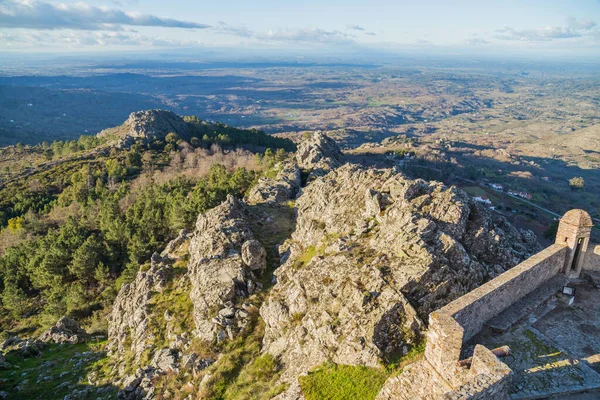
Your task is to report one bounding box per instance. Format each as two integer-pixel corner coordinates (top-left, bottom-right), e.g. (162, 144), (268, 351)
(299, 363), (388, 400)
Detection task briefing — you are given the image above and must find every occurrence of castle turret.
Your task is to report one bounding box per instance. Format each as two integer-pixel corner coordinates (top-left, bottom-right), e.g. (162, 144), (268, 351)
(555, 209), (593, 278)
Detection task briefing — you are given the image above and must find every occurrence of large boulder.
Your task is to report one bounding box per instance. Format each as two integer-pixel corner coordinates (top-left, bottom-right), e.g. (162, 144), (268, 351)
(295, 131), (344, 177)
(39, 316), (89, 344)
(187, 195), (262, 342)
(247, 161), (302, 204)
(107, 254), (169, 362)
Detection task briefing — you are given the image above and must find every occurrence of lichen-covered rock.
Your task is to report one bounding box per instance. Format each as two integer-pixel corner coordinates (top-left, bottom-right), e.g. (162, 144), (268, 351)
(161, 228), (191, 258)
(295, 131), (344, 177)
(247, 161), (302, 204)
(241, 239), (267, 271)
(107, 254), (169, 362)
(187, 195), (261, 342)
(39, 316), (89, 344)
(260, 163), (540, 387)
(150, 348), (179, 373)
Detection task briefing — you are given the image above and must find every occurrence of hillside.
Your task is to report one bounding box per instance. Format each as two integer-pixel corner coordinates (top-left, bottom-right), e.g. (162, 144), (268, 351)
(0, 126), (541, 399)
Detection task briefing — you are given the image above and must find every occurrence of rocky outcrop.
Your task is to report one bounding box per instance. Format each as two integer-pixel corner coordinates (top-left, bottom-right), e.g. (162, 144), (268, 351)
(295, 131), (344, 177)
(108, 253), (169, 362)
(187, 195), (265, 342)
(247, 161), (302, 204)
(98, 109), (191, 148)
(260, 163), (539, 386)
(39, 316), (89, 344)
(160, 229), (191, 259)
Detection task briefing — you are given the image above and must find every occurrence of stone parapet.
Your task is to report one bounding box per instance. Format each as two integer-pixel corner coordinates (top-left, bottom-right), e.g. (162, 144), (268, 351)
(442, 244), (567, 341)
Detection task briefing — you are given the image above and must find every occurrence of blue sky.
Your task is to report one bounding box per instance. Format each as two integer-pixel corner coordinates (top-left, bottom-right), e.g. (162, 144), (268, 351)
(1, 0), (599, 57)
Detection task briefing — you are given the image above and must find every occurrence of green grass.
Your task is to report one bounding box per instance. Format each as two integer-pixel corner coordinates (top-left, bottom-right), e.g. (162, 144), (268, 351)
(385, 340), (426, 375)
(0, 340), (117, 400)
(199, 316), (286, 400)
(292, 246), (317, 269)
(299, 363), (388, 400)
(146, 264), (194, 350)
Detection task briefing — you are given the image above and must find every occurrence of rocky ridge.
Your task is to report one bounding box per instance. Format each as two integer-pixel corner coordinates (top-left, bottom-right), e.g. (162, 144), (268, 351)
(97, 109), (191, 148)
(104, 130), (540, 399)
(259, 163), (539, 391)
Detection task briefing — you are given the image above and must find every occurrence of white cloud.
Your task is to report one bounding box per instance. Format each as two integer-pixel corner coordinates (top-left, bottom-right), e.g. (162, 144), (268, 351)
(0, 0), (209, 30)
(257, 28), (355, 44)
(566, 16), (596, 31)
(214, 21), (253, 38)
(464, 36), (490, 46)
(346, 24), (364, 31)
(0, 29), (201, 47)
(211, 23), (357, 45)
(495, 17), (597, 42)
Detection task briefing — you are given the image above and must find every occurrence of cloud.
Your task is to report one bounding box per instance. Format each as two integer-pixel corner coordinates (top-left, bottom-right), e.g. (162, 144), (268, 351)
(567, 16), (596, 30)
(257, 28), (356, 44)
(346, 24), (364, 31)
(213, 23), (357, 45)
(214, 21), (253, 38)
(495, 26), (581, 41)
(495, 17), (597, 42)
(464, 36), (490, 46)
(0, 0), (209, 30)
(0, 29), (201, 47)
(365, 31), (376, 36)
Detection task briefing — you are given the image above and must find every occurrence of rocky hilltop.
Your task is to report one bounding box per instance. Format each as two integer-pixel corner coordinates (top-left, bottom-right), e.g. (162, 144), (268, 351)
(97, 109), (191, 147)
(104, 131), (540, 398)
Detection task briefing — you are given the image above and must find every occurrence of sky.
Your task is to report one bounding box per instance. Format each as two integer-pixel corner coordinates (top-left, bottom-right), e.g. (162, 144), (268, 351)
(1, 0), (600, 58)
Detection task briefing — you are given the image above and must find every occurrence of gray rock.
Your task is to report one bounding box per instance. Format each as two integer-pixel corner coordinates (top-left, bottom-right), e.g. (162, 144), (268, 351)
(295, 131), (344, 177)
(150, 348), (178, 373)
(247, 161), (302, 204)
(107, 257), (169, 362)
(39, 317), (89, 344)
(0, 336), (21, 350)
(187, 195), (262, 342)
(260, 163), (540, 384)
(241, 239), (267, 270)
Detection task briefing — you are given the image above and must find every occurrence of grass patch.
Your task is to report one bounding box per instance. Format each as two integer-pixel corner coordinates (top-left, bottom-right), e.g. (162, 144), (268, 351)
(199, 315), (286, 400)
(385, 339), (426, 375)
(299, 363), (387, 400)
(0, 340), (117, 400)
(146, 265), (194, 350)
(292, 245), (317, 269)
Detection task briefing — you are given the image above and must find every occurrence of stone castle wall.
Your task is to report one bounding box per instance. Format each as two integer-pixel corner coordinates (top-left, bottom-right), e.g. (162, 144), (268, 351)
(378, 210), (594, 399)
(422, 244), (567, 394)
(442, 244), (568, 341)
(583, 243), (600, 272)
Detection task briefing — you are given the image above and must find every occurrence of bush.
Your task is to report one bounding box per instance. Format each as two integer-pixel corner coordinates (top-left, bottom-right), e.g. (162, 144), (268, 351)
(569, 177), (585, 191)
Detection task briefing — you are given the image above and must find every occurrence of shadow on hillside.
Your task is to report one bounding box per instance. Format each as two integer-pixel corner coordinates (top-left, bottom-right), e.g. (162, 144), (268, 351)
(246, 202), (297, 288)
